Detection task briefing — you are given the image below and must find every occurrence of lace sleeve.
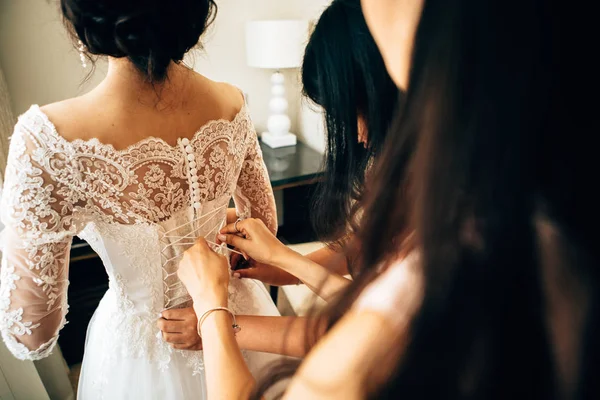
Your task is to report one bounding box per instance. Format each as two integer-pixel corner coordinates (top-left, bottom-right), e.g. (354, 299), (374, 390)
(233, 125), (278, 234)
(0, 119), (75, 360)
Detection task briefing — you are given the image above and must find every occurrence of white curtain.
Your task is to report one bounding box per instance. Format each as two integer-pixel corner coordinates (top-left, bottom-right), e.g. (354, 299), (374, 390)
(0, 63), (14, 186)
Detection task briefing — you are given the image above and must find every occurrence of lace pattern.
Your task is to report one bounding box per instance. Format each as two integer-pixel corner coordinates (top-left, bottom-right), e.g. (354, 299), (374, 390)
(0, 103), (277, 374)
(79, 221), (252, 382)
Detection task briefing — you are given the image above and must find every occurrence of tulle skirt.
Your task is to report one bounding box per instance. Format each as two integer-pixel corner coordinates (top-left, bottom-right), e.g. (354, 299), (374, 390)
(77, 278), (281, 400)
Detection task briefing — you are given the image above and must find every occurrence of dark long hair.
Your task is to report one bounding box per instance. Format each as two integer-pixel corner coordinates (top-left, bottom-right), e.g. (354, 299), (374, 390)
(259, 0), (599, 399)
(60, 0), (217, 81)
(358, 0), (598, 398)
(302, 0), (398, 243)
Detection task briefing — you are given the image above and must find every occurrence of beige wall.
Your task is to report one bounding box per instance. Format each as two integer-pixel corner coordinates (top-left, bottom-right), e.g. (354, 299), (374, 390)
(0, 0), (105, 116)
(0, 63), (13, 181)
(190, 0), (330, 149)
(0, 0), (330, 149)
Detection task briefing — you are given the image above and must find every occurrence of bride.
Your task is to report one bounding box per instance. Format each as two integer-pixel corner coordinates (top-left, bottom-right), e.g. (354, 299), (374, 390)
(0, 0), (281, 398)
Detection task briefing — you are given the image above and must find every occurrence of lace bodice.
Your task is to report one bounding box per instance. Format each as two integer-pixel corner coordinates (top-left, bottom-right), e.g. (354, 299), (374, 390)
(0, 104), (277, 362)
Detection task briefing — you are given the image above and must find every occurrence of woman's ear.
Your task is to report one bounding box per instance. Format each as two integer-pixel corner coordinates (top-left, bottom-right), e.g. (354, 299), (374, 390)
(358, 115), (368, 148)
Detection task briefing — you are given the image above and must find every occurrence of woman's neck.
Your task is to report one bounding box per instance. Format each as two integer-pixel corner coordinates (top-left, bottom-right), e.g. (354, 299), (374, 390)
(98, 57), (195, 111)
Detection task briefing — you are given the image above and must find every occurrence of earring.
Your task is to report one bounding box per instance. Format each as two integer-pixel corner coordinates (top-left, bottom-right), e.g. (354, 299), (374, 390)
(77, 40), (88, 69)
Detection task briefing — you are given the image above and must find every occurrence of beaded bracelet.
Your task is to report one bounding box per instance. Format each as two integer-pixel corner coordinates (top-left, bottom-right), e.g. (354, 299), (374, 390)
(196, 307), (241, 338)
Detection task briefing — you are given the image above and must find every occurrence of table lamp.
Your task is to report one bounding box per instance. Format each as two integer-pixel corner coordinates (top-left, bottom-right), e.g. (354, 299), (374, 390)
(246, 20), (309, 148)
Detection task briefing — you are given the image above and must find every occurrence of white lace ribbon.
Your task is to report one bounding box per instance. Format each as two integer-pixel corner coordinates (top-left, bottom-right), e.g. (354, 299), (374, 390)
(158, 203), (243, 311)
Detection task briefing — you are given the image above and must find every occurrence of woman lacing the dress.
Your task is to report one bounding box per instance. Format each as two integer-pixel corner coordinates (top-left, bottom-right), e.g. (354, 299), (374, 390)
(0, 1), (281, 399)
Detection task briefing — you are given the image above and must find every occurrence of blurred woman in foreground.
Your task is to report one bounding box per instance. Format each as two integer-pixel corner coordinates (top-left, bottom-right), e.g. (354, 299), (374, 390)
(182, 0), (598, 398)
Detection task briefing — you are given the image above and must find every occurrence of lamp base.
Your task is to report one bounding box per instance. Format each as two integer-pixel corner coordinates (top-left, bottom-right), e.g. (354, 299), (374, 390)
(261, 132), (297, 148)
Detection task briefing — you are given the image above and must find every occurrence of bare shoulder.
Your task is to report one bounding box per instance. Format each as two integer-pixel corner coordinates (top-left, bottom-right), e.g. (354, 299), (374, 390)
(40, 97), (81, 118)
(191, 74), (245, 121)
(36, 73), (247, 146)
(218, 81), (245, 111)
(39, 96), (95, 142)
(215, 81), (245, 120)
(285, 311), (395, 400)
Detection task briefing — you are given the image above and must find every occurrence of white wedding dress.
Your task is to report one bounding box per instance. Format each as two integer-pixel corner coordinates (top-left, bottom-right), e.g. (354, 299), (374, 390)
(0, 104), (281, 399)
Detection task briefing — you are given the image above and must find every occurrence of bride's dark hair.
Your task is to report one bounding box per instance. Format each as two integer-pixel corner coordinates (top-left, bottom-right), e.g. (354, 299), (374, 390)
(60, 0), (217, 81)
(257, 0), (598, 399)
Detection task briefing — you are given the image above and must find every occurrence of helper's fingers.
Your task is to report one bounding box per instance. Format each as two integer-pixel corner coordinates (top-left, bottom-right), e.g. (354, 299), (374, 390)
(157, 319), (189, 334)
(161, 307), (194, 321)
(193, 237), (213, 253)
(216, 233), (246, 249)
(216, 231), (243, 244)
(182, 237), (211, 261)
(162, 332), (185, 344)
(172, 342), (202, 350)
(220, 219), (251, 235)
(232, 267), (262, 280)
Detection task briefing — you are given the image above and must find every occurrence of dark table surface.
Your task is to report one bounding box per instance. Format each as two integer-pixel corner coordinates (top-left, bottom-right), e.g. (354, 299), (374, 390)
(260, 140), (323, 190)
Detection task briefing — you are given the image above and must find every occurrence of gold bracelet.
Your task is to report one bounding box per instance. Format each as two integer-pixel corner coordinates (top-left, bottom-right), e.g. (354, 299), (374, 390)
(196, 307), (241, 338)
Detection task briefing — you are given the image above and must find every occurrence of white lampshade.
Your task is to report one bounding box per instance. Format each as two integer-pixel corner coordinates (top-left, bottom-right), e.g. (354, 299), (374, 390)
(246, 20), (309, 69)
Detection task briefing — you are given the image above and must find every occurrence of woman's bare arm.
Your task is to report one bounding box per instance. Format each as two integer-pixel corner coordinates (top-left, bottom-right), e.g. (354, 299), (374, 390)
(235, 316), (325, 358)
(219, 219), (350, 301)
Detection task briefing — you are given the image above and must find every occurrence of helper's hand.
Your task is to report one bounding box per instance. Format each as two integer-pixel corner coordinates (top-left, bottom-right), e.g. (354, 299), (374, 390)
(226, 208), (247, 269)
(232, 260), (300, 286)
(157, 307), (202, 350)
(217, 218), (291, 267)
(178, 237), (230, 314)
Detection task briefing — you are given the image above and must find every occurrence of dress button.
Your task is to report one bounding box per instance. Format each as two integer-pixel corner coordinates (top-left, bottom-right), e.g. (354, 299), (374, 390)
(189, 161), (197, 168)
(190, 168), (198, 175)
(187, 154), (195, 161)
(194, 202), (201, 209)
(191, 176), (199, 183)
(192, 182), (200, 189)
(181, 138), (190, 146)
(185, 145), (193, 153)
